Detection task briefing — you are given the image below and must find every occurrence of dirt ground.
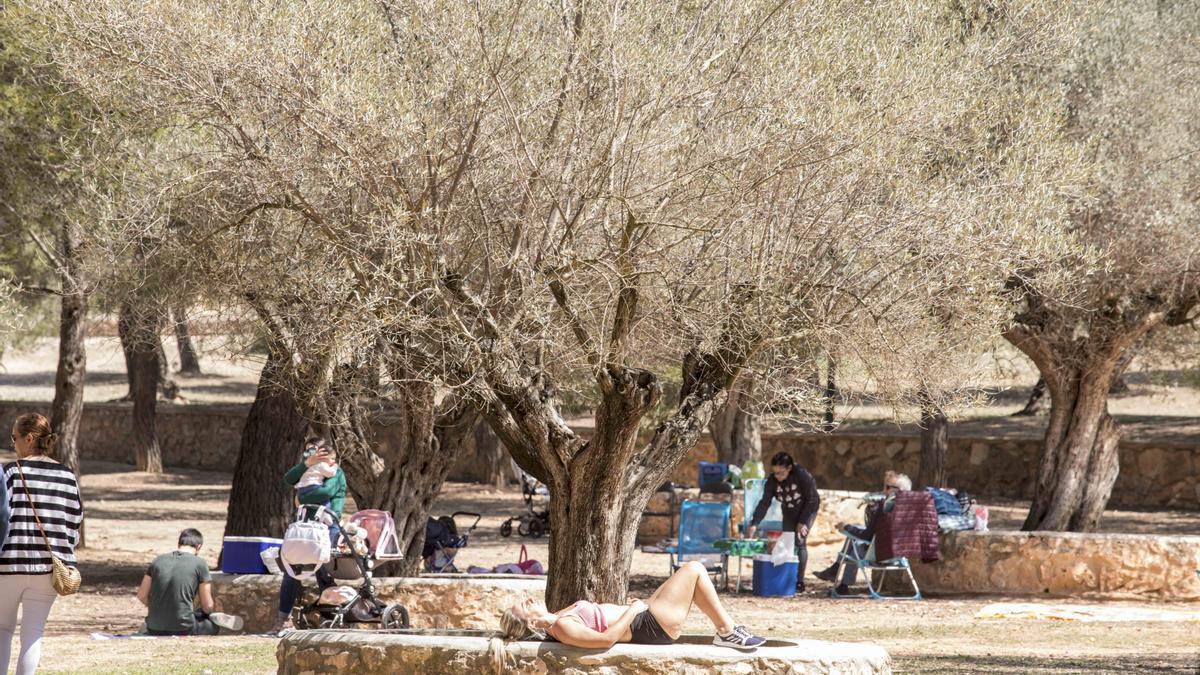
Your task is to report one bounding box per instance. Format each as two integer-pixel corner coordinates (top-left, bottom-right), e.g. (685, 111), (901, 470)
(2, 336), (1200, 673)
(2, 454), (1197, 674)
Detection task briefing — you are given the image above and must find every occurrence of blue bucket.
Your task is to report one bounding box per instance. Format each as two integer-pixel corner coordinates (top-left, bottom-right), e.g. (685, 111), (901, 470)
(752, 554), (799, 597)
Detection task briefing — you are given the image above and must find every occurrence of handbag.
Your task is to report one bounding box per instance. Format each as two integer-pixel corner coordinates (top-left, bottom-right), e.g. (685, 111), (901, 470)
(516, 545), (544, 575)
(280, 506), (333, 580)
(14, 461), (82, 596)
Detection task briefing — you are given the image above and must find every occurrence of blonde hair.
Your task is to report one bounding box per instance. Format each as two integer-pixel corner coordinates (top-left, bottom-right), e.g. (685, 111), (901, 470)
(499, 607), (532, 641)
(14, 413), (57, 458)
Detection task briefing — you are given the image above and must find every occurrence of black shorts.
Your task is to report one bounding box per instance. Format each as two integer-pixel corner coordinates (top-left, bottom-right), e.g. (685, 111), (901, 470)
(629, 610), (674, 645)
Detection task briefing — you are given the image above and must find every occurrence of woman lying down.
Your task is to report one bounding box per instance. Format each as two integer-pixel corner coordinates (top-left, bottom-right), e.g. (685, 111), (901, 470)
(501, 561), (766, 650)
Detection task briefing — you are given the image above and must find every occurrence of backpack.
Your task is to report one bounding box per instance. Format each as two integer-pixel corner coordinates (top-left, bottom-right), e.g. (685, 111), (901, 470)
(280, 506), (332, 579)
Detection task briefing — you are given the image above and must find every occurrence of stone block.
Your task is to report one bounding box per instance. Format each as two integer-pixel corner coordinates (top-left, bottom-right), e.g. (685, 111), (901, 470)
(212, 573), (545, 634)
(908, 531), (1200, 602)
(276, 630), (893, 675)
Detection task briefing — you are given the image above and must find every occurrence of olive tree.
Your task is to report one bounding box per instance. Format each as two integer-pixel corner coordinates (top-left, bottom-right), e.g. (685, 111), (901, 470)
(30, 0), (1079, 605)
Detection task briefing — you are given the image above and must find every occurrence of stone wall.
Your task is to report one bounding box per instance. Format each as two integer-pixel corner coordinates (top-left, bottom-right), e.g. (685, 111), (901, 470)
(210, 573), (545, 634)
(276, 631), (893, 675)
(759, 428), (1199, 509)
(0, 400), (248, 471)
(906, 531), (1200, 602)
(4, 398), (1194, 509)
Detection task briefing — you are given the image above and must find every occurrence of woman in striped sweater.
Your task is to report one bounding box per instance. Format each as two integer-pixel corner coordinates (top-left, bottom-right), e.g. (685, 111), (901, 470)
(1, 413), (83, 675)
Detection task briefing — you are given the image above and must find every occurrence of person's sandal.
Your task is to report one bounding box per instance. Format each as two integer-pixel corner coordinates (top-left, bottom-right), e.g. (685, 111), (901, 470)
(713, 625), (765, 651)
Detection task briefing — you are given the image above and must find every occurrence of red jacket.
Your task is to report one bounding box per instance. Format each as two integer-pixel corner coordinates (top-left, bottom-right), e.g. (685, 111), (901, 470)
(875, 491), (940, 563)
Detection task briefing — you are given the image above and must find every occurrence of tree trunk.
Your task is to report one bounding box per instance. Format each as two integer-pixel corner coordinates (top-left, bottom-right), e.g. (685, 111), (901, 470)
(125, 303), (164, 473)
(709, 377), (760, 467)
(223, 349), (310, 538)
(172, 305), (202, 376)
(821, 355), (837, 431)
(917, 400), (948, 489)
(1013, 377), (1049, 416)
(50, 221), (87, 475)
(155, 337), (180, 400)
(315, 372), (479, 577)
(1021, 360), (1122, 532)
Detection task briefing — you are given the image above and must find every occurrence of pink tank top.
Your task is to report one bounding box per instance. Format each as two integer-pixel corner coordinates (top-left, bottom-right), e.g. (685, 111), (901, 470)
(565, 601), (608, 632)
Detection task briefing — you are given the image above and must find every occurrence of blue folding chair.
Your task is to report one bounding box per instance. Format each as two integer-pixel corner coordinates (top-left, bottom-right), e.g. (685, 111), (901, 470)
(667, 500), (730, 590)
(742, 478), (783, 534)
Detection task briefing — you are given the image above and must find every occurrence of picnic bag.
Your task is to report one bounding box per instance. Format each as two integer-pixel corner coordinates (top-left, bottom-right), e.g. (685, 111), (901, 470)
(280, 506), (332, 579)
(516, 544), (544, 575)
(15, 461), (82, 596)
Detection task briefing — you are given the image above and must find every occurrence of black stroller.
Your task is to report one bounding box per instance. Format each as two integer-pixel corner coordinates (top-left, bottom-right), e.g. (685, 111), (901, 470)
(500, 469), (551, 538)
(422, 511), (481, 573)
(294, 509), (410, 630)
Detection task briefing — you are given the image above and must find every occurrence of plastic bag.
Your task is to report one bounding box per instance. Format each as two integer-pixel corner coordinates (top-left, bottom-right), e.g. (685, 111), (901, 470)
(771, 532), (795, 566)
(974, 506), (989, 532)
(259, 547), (282, 575)
(741, 460), (764, 481)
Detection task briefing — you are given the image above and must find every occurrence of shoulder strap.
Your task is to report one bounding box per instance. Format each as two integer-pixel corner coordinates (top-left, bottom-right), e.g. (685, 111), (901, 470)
(14, 460), (55, 555)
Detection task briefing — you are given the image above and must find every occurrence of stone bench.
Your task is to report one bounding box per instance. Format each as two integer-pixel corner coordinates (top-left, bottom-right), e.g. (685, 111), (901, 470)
(906, 530), (1200, 602)
(276, 629), (893, 674)
(211, 573), (544, 634)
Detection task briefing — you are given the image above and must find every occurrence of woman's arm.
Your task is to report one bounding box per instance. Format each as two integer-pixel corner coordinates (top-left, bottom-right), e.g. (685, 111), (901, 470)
(548, 602), (647, 648)
(747, 476), (778, 535)
(282, 462), (308, 487)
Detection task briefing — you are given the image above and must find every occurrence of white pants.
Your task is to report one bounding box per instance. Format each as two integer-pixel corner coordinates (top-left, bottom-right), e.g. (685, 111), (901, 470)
(0, 574), (56, 675)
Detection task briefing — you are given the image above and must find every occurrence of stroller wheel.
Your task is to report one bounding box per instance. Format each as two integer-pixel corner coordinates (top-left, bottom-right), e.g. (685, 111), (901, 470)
(517, 520), (530, 537)
(500, 520), (513, 538)
(528, 518), (545, 538)
(381, 603), (410, 630)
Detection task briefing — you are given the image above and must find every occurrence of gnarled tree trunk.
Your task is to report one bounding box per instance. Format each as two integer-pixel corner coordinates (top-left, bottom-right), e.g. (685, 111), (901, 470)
(1021, 359), (1123, 531)
(709, 376), (760, 467)
(224, 349), (310, 538)
(314, 371), (479, 576)
(488, 358), (732, 609)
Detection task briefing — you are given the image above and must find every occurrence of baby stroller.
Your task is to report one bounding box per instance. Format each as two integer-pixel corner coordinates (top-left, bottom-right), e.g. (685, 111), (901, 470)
(500, 469), (551, 538)
(422, 511), (481, 573)
(294, 509), (411, 630)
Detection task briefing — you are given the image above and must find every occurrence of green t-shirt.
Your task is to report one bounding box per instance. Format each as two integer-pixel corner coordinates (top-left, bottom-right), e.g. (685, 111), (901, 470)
(145, 550), (211, 633)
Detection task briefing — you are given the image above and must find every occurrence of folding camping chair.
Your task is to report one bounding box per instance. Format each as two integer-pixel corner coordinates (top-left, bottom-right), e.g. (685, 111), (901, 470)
(829, 496), (922, 600)
(742, 478), (783, 535)
(666, 500), (730, 590)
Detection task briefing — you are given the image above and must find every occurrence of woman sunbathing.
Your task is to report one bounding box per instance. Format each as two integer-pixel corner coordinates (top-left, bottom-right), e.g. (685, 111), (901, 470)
(500, 561), (765, 650)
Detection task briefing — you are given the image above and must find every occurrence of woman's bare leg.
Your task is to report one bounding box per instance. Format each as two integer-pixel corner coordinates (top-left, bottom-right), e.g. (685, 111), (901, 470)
(646, 561), (737, 637)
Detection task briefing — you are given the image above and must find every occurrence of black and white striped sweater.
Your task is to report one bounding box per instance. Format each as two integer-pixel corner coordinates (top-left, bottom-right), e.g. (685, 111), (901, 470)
(1, 458), (83, 574)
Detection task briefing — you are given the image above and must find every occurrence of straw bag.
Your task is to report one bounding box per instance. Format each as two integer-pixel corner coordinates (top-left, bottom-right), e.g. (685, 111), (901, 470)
(15, 461), (82, 596)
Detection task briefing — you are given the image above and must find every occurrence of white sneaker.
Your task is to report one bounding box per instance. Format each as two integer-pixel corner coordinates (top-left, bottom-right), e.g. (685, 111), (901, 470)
(209, 612), (244, 634)
(713, 625), (765, 650)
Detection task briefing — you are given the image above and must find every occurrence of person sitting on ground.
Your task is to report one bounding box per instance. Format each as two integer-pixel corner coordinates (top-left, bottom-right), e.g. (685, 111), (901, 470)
(814, 472), (912, 595)
(500, 561), (766, 650)
(137, 528), (244, 635)
(744, 452), (819, 592)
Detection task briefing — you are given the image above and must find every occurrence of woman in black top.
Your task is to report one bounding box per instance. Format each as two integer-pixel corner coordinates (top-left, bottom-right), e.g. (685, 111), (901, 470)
(745, 452), (819, 592)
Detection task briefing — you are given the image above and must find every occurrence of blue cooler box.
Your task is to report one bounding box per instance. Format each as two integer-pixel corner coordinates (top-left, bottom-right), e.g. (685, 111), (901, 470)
(221, 536), (282, 574)
(752, 554), (799, 597)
